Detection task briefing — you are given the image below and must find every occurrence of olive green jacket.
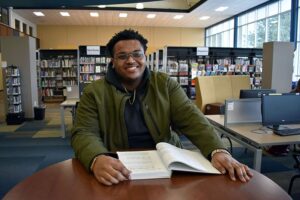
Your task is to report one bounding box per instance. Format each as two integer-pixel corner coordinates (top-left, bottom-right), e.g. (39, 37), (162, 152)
(71, 71), (225, 171)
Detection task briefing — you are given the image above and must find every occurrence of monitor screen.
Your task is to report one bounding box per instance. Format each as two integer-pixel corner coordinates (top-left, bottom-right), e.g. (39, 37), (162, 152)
(240, 89), (276, 99)
(261, 93), (300, 128)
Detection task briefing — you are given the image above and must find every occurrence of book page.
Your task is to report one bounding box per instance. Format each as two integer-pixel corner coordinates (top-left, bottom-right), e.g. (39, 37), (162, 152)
(156, 142), (220, 174)
(117, 150), (171, 180)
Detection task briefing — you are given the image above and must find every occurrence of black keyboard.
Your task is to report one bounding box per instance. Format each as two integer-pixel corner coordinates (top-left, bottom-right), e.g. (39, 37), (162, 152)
(273, 128), (300, 136)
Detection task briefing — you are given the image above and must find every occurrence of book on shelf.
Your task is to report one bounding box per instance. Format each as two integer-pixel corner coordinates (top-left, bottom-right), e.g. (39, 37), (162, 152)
(117, 142), (220, 180)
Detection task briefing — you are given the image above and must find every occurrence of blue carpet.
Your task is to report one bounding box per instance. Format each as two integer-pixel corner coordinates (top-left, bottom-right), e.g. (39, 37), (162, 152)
(0, 156), (45, 197)
(14, 120), (60, 132)
(0, 136), (74, 198)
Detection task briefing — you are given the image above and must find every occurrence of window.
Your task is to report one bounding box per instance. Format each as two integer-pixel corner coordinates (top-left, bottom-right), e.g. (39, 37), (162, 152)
(15, 19), (20, 31)
(29, 26), (33, 36)
(22, 23), (27, 34)
(294, 6), (300, 81)
(237, 0), (291, 48)
(205, 19), (234, 47)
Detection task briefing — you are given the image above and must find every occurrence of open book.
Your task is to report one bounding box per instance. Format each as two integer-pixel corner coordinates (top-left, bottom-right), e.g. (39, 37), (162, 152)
(117, 142), (221, 180)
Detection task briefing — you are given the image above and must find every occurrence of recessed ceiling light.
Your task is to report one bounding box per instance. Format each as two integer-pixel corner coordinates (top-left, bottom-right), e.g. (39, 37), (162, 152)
(90, 12), (99, 17)
(147, 14), (156, 19)
(173, 15), (183, 19)
(199, 16), (210, 20)
(98, 5), (106, 8)
(119, 13), (128, 18)
(215, 6), (228, 12)
(33, 11), (45, 16)
(136, 3), (144, 9)
(60, 11), (70, 17)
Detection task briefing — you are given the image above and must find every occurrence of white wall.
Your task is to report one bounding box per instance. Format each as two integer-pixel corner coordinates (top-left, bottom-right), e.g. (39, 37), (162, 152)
(10, 9), (37, 37)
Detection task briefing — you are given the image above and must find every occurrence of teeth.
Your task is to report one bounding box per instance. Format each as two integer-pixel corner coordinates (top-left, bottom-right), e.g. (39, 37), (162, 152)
(127, 66), (137, 72)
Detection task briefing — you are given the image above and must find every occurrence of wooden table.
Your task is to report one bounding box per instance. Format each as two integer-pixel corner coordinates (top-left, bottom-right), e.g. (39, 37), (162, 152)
(60, 98), (79, 138)
(3, 159), (291, 200)
(206, 115), (300, 172)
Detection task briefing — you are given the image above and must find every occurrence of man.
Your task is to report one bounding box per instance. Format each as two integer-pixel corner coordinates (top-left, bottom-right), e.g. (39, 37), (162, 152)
(71, 29), (253, 186)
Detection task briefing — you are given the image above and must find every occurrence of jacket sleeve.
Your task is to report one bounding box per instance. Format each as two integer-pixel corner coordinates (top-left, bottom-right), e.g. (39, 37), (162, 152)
(167, 77), (225, 158)
(71, 85), (109, 171)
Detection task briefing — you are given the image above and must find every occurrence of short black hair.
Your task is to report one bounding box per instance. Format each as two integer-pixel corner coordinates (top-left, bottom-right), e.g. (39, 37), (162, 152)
(106, 29), (148, 58)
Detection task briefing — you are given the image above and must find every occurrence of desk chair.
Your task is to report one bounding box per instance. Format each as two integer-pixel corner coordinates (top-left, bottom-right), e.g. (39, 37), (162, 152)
(288, 153), (300, 195)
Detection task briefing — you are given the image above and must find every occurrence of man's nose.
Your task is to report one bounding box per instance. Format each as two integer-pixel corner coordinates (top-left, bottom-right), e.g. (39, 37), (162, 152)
(126, 54), (135, 62)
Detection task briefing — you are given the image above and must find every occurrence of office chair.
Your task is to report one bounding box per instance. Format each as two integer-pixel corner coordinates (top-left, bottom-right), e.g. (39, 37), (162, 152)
(288, 153), (300, 195)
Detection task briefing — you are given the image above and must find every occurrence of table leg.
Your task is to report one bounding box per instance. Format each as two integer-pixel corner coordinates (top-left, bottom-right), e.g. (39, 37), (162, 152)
(60, 106), (66, 138)
(253, 149), (263, 172)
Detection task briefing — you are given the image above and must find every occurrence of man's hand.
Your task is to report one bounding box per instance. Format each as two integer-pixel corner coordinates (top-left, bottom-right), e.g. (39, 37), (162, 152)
(211, 152), (253, 182)
(92, 155), (131, 186)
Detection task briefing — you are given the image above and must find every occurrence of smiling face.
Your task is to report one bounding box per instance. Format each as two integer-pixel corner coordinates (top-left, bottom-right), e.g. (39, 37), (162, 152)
(112, 39), (146, 88)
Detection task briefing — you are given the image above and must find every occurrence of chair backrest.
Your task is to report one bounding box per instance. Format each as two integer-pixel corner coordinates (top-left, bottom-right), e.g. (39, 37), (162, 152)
(194, 75), (251, 112)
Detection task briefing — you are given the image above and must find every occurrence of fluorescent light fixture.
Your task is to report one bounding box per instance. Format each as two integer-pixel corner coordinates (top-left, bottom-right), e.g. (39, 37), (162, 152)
(215, 6), (228, 12)
(119, 13), (128, 18)
(60, 12), (70, 17)
(90, 12), (99, 17)
(136, 3), (144, 9)
(147, 14), (156, 19)
(173, 15), (183, 19)
(98, 5), (106, 8)
(199, 16), (210, 20)
(33, 11), (45, 16)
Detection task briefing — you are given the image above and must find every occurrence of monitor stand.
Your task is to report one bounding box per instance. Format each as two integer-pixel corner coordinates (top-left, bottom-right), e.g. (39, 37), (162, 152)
(267, 125), (287, 131)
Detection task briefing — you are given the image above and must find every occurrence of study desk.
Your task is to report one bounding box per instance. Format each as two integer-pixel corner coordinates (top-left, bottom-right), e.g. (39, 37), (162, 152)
(60, 98), (79, 138)
(206, 115), (300, 172)
(3, 159), (291, 200)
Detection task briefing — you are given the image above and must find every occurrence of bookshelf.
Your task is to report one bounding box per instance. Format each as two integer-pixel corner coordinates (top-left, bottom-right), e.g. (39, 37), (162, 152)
(78, 45), (110, 96)
(155, 49), (164, 72)
(4, 65), (25, 124)
(39, 49), (78, 103)
(162, 46), (263, 99)
(163, 46), (198, 99)
(208, 47), (263, 89)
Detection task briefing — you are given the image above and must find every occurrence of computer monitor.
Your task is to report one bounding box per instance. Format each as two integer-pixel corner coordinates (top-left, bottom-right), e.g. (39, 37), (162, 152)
(261, 93), (300, 130)
(240, 89), (276, 99)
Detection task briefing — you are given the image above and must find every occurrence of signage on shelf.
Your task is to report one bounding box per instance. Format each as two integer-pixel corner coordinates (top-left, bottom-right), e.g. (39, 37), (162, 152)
(196, 47), (209, 56)
(86, 46), (100, 55)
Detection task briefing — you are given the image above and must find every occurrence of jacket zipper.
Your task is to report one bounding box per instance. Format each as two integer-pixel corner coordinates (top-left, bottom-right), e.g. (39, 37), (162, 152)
(120, 93), (130, 147)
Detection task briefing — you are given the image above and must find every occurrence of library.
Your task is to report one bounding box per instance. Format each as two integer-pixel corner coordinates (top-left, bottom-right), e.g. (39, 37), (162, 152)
(0, 0), (299, 199)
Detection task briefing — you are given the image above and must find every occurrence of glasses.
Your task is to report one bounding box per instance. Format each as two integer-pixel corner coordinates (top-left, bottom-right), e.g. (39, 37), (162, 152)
(115, 51), (144, 60)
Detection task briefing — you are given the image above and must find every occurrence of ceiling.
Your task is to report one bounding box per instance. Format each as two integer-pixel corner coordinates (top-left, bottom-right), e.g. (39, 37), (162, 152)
(12, 0), (270, 28)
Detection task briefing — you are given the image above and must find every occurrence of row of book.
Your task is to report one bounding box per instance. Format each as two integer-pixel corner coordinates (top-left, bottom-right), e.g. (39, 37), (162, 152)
(42, 88), (64, 97)
(41, 80), (60, 87)
(79, 74), (105, 82)
(80, 65), (107, 74)
(63, 80), (77, 86)
(40, 59), (77, 68)
(6, 86), (21, 95)
(62, 70), (77, 77)
(6, 68), (20, 76)
(8, 104), (22, 113)
(6, 77), (20, 85)
(170, 77), (189, 86)
(7, 96), (22, 104)
(79, 57), (110, 64)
